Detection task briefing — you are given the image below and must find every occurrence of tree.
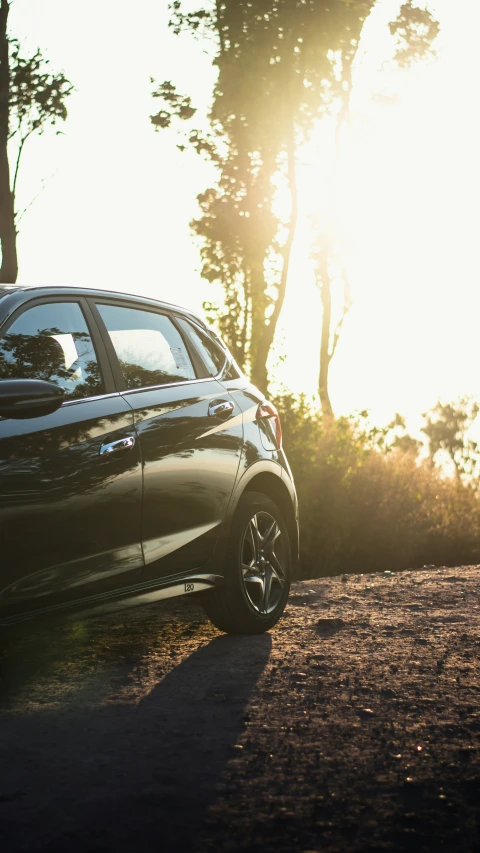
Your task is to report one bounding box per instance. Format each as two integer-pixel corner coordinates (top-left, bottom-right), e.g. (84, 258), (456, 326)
(422, 398), (480, 483)
(312, 0), (439, 417)
(152, 1), (374, 389)
(152, 1), (438, 393)
(0, 0), (73, 283)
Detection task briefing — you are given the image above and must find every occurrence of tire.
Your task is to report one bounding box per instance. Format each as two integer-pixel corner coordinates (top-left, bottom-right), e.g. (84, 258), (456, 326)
(202, 491), (292, 634)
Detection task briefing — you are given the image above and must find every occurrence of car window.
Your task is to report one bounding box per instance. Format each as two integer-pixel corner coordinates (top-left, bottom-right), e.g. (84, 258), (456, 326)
(222, 359), (241, 380)
(177, 318), (227, 377)
(97, 304), (196, 389)
(178, 318), (241, 379)
(0, 301), (105, 401)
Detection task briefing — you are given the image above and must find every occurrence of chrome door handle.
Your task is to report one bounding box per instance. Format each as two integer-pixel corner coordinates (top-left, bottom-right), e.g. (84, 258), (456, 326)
(100, 436), (135, 456)
(208, 400), (234, 419)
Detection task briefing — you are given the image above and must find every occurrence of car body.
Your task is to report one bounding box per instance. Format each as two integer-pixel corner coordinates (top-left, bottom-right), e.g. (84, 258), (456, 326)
(0, 284), (298, 633)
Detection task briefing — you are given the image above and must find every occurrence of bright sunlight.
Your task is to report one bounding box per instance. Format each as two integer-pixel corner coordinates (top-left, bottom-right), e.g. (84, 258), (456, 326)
(7, 0), (480, 432)
(276, 0), (480, 430)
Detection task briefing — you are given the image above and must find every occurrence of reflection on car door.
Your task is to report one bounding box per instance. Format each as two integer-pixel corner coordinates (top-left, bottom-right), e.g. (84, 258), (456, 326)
(94, 301), (243, 582)
(0, 298), (143, 620)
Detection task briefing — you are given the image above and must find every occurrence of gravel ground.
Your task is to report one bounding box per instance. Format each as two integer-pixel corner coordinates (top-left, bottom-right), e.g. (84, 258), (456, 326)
(1, 565), (479, 853)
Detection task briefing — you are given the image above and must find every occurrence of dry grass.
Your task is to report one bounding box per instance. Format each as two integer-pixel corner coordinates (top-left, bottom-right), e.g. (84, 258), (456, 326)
(275, 395), (480, 577)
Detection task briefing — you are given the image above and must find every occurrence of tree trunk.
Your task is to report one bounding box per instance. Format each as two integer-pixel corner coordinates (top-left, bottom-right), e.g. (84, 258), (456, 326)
(250, 343), (268, 392)
(318, 249), (333, 418)
(249, 262), (268, 390)
(239, 261), (250, 370)
(315, 62), (354, 419)
(250, 121), (298, 392)
(0, 0), (17, 284)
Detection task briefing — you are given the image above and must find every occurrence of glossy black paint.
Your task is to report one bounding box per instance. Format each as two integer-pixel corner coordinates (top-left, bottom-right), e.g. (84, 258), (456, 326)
(0, 284), (298, 627)
(125, 379), (243, 580)
(0, 379), (65, 419)
(0, 394), (143, 619)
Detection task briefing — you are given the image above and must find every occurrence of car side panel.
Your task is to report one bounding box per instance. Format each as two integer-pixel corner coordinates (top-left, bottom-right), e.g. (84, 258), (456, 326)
(0, 395), (143, 618)
(216, 377), (280, 469)
(202, 378), (299, 573)
(122, 379), (243, 581)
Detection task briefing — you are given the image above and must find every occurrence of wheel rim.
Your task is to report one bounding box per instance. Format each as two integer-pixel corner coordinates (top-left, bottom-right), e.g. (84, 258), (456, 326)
(240, 511), (287, 615)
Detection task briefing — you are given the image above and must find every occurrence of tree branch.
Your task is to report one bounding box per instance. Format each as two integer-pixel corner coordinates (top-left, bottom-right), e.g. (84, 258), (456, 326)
(12, 130), (31, 198)
(329, 264), (352, 360)
(329, 301), (350, 360)
(14, 172), (52, 225)
(266, 119), (298, 343)
(215, 0), (225, 56)
(241, 258), (249, 367)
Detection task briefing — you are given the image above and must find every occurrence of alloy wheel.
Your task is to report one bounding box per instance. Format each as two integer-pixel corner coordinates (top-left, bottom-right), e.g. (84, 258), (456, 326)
(240, 510), (287, 615)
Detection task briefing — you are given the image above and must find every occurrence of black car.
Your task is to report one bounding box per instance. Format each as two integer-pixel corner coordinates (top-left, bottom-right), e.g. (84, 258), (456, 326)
(0, 285), (298, 634)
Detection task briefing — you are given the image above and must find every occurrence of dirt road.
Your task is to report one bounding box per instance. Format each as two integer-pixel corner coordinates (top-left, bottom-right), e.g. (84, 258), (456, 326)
(1, 565), (479, 852)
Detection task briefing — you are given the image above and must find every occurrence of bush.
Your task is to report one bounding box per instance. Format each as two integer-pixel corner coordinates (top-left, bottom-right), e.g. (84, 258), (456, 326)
(274, 394), (480, 578)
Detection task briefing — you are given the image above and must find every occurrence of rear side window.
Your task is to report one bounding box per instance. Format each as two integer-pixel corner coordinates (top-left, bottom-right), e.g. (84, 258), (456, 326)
(97, 304), (196, 389)
(177, 318), (227, 377)
(0, 301), (104, 400)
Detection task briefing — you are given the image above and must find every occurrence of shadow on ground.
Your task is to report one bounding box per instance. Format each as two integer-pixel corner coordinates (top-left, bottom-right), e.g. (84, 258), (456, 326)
(0, 600), (271, 853)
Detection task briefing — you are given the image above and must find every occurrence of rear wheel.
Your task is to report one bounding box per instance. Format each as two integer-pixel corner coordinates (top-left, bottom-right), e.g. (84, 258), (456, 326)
(202, 491), (291, 633)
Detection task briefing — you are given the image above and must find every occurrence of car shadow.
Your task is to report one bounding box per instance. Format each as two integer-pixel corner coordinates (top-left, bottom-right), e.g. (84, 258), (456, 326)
(0, 604), (271, 853)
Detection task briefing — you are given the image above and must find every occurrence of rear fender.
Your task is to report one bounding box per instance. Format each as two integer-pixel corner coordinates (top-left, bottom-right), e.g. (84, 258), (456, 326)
(203, 460), (299, 577)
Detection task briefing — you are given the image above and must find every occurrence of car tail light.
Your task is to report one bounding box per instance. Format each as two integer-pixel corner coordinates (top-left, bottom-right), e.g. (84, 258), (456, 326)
(257, 401), (282, 449)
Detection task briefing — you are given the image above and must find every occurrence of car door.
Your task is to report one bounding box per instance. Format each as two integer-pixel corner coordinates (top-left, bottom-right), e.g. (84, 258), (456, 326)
(0, 297), (143, 620)
(91, 300), (243, 582)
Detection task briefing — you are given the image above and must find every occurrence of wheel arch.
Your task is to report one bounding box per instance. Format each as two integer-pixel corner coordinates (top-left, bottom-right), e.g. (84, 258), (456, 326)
(204, 462), (299, 579)
(243, 471), (299, 574)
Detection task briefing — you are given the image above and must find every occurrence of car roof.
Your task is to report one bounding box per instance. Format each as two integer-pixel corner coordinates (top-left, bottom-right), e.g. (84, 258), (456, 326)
(0, 284), (21, 299)
(0, 284), (207, 326)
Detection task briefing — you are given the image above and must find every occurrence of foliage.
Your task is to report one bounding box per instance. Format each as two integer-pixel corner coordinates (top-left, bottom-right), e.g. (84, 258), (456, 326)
(275, 393), (480, 577)
(9, 42), (73, 138)
(312, 0), (439, 417)
(422, 397), (480, 483)
(153, 1), (439, 394)
(390, 1), (440, 67)
(8, 41), (73, 208)
(0, 0), (73, 283)
(152, 0), (377, 389)
(150, 80), (196, 130)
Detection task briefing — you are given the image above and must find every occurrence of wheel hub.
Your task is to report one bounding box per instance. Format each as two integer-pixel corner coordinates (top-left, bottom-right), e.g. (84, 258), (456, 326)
(240, 510), (286, 615)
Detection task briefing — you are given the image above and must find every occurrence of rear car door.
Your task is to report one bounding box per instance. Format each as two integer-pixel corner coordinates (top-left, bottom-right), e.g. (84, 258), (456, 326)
(0, 297), (143, 621)
(91, 300), (243, 582)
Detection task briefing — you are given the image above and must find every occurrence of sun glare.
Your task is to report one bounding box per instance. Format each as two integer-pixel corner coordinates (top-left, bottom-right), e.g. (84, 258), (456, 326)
(274, 0), (480, 431)
(7, 0), (480, 431)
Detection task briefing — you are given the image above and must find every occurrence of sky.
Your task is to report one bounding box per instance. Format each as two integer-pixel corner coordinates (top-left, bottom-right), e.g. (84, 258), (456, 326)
(8, 0), (480, 432)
